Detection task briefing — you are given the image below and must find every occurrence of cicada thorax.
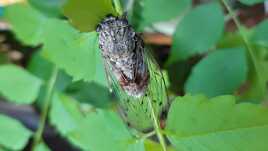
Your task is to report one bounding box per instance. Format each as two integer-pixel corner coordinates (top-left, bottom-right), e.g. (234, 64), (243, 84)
(97, 15), (149, 98)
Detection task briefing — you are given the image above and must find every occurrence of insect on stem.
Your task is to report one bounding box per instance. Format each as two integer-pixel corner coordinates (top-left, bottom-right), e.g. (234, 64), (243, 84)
(97, 2), (168, 149)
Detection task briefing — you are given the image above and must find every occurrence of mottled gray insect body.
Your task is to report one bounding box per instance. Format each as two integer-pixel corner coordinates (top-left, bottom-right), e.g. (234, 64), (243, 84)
(97, 15), (149, 97)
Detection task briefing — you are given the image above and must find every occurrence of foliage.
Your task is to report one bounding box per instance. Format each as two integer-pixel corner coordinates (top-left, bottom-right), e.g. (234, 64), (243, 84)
(168, 2), (224, 63)
(138, 0), (191, 29)
(0, 114), (32, 150)
(166, 95), (268, 151)
(252, 20), (268, 47)
(3, 3), (46, 46)
(0, 0), (267, 151)
(185, 48), (248, 97)
(63, 0), (117, 32)
(0, 64), (42, 104)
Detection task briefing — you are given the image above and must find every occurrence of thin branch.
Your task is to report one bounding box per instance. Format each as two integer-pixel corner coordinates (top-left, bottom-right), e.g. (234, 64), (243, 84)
(31, 66), (58, 151)
(113, 0), (123, 16)
(148, 99), (167, 151)
(140, 131), (156, 140)
(221, 0), (266, 96)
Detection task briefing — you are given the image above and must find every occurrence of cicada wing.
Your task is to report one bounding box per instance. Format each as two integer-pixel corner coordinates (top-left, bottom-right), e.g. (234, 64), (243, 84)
(112, 49), (168, 131)
(101, 60), (148, 130)
(144, 50), (170, 118)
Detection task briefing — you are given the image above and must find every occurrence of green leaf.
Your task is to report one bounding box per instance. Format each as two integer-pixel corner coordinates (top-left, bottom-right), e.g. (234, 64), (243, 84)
(63, 0), (116, 32)
(252, 19), (268, 47)
(28, 52), (72, 109)
(65, 81), (111, 108)
(34, 143), (51, 151)
(239, 46), (268, 102)
(168, 2), (224, 63)
(29, 0), (67, 17)
(49, 93), (142, 151)
(185, 48), (248, 97)
(50, 92), (84, 135)
(0, 114), (32, 150)
(239, 0), (265, 5)
(166, 95), (268, 151)
(0, 64), (42, 104)
(28, 52), (72, 91)
(68, 110), (143, 151)
(139, 0), (191, 28)
(145, 140), (175, 151)
(217, 32), (245, 49)
(41, 19), (102, 82)
(3, 3), (47, 46)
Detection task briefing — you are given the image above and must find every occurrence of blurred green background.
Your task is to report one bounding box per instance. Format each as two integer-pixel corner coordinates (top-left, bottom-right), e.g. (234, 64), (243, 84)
(0, 0), (267, 151)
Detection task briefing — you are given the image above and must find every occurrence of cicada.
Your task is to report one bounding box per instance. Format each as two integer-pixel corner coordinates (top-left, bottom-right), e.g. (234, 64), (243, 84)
(97, 15), (169, 131)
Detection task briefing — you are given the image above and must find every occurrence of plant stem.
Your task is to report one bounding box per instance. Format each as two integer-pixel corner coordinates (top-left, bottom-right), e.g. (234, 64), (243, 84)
(221, 0), (265, 95)
(31, 66), (58, 151)
(148, 99), (167, 151)
(113, 0), (123, 16)
(140, 131), (156, 140)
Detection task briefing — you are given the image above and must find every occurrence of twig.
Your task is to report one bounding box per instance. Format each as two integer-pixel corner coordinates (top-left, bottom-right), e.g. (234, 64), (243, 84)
(113, 0), (123, 16)
(140, 131), (156, 140)
(221, 0), (266, 97)
(30, 66), (58, 151)
(148, 99), (167, 151)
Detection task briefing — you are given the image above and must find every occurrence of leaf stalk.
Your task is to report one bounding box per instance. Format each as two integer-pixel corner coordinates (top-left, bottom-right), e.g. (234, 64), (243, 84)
(113, 0), (123, 16)
(148, 98), (167, 151)
(31, 66), (58, 151)
(221, 0), (265, 98)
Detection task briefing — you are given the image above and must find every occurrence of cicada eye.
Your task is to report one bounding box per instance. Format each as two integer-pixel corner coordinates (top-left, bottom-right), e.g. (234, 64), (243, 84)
(99, 44), (103, 49)
(96, 24), (102, 32)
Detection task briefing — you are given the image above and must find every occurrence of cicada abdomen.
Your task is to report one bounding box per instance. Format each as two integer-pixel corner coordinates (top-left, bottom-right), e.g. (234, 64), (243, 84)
(97, 15), (169, 131)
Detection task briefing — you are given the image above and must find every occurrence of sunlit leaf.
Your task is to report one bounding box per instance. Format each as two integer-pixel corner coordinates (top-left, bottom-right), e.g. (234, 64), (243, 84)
(41, 19), (102, 82)
(63, 0), (116, 32)
(168, 2), (224, 63)
(34, 143), (51, 151)
(68, 110), (143, 151)
(50, 92), (84, 135)
(3, 3), (46, 46)
(0, 64), (42, 104)
(185, 48), (248, 97)
(0, 114), (32, 150)
(166, 95), (268, 151)
(29, 0), (66, 17)
(139, 0), (191, 29)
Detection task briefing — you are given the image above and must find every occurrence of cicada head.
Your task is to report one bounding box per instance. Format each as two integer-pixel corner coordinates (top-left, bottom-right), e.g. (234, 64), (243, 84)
(97, 15), (136, 58)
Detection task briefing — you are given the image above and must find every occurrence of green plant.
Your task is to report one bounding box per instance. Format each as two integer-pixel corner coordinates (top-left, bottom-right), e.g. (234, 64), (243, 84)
(0, 0), (267, 151)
